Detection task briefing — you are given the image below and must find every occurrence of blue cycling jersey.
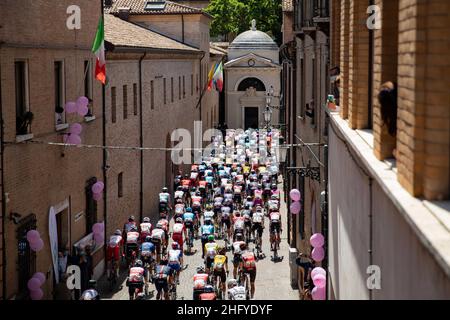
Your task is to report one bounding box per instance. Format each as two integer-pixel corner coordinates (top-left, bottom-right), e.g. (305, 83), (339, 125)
(205, 176), (214, 184)
(201, 224), (215, 235)
(141, 242), (155, 252)
(183, 212), (195, 221)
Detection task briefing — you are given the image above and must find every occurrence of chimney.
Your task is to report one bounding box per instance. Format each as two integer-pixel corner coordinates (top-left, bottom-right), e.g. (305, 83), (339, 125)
(104, 0), (113, 7)
(117, 7), (131, 21)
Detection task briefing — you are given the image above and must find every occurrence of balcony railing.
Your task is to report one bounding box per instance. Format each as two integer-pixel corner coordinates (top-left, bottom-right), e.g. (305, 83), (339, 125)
(294, 0), (330, 32)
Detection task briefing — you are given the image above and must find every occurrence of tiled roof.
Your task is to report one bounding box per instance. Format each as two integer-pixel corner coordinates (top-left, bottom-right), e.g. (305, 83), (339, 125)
(105, 0), (207, 15)
(282, 0), (293, 12)
(210, 46), (225, 56)
(104, 14), (200, 53)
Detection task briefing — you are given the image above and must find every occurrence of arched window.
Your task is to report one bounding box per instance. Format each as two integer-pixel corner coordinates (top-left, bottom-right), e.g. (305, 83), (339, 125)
(237, 77), (266, 91)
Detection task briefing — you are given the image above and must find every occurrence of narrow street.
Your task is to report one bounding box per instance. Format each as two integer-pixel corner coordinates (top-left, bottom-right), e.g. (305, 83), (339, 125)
(98, 181), (298, 300)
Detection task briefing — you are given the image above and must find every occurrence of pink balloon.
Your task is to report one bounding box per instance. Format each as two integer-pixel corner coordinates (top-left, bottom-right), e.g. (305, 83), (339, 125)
(311, 286), (326, 300)
(67, 134), (81, 145)
(289, 189), (301, 202)
(65, 101), (77, 114)
(26, 230), (40, 243)
(69, 123), (83, 135)
(310, 233), (325, 248)
(313, 273), (327, 288)
(93, 192), (102, 201)
(92, 223), (104, 234)
(77, 104), (89, 117)
(92, 181), (104, 194)
(290, 201), (301, 214)
(30, 288), (44, 300)
(94, 232), (104, 245)
(76, 96), (89, 108)
(30, 238), (44, 252)
(311, 247), (325, 262)
(27, 277), (41, 291)
(311, 267), (327, 280)
(32, 272), (46, 286)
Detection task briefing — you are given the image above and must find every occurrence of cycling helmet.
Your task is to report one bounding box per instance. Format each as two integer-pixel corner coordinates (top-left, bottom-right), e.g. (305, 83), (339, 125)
(160, 256), (169, 265)
(162, 187), (168, 192)
(114, 229), (122, 236)
(191, 187), (197, 192)
(218, 246), (226, 255)
(227, 279), (238, 289)
(184, 174), (189, 179)
(143, 217), (150, 223)
(177, 186), (183, 191)
(156, 222), (163, 229)
(128, 215), (135, 222)
(247, 196), (252, 201)
(134, 260), (143, 268)
(245, 205), (250, 210)
(171, 242), (180, 249)
(195, 191), (201, 196)
(196, 266), (205, 273)
(204, 219), (212, 225)
(130, 226), (138, 232)
(206, 204), (213, 210)
(271, 195), (278, 200)
(145, 236), (152, 242)
(186, 207), (193, 213)
(257, 184), (262, 190)
(207, 235), (215, 242)
(236, 233), (244, 242)
(175, 217), (183, 223)
(239, 243), (247, 251)
(271, 184), (277, 190)
(234, 211), (241, 217)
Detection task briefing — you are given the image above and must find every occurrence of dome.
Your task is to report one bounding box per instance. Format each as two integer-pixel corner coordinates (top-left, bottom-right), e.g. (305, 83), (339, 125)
(229, 20), (278, 51)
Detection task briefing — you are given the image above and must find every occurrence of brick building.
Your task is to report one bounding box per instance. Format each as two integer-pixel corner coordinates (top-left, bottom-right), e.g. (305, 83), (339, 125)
(327, 0), (450, 299)
(0, 0), (105, 299)
(283, 0), (450, 299)
(104, 0), (221, 233)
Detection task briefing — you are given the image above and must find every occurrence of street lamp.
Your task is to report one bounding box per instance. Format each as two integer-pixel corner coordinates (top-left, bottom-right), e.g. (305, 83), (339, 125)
(274, 144), (289, 163)
(263, 106), (272, 128)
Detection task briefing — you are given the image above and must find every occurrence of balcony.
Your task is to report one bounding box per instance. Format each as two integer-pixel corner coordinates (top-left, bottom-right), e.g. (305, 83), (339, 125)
(293, 0), (330, 33)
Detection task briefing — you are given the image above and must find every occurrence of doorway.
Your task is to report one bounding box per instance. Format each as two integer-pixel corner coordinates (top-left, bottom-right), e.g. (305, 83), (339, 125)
(244, 107), (259, 130)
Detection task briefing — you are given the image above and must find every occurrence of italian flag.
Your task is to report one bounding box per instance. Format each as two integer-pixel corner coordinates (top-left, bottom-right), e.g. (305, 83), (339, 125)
(92, 16), (106, 84)
(213, 62), (224, 92)
(207, 63), (218, 91)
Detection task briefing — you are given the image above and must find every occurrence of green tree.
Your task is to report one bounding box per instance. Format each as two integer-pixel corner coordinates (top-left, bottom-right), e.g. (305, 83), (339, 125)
(205, 0), (282, 44)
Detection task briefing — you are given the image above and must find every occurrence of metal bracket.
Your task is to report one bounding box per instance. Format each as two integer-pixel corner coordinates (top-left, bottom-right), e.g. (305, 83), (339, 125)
(286, 165), (321, 182)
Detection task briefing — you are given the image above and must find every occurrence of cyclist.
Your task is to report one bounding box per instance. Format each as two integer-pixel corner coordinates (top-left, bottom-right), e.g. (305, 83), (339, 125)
(80, 280), (100, 300)
(227, 279), (247, 301)
(212, 247), (229, 296)
(242, 208), (253, 242)
(150, 224), (166, 263)
(198, 179), (208, 200)
(252, 208), (265, 251)
(126, 260), (145, 300)
(220, 205), (232, 241)
(203, 204), (215, 224)
(106, 229), (123, 280)
(233, 183), (243, 207)
(159, 187), (172, 213)
(269, 211), (282, 251)
(232, 211), (246, 242)
(193, 266), (209, 300)
(268, 195), (280, 213)
(174, 186), (185, 203)
(123, 215), (137, 250)
(231, 233), (246, 279)
(125, 226), (140, 267)
(157, 217), (170, 248)
(168, 242), (183, 284)
(172, 217), (185, 251)
(139, 217), (153, 242)
(204, 235), (218, 274)
(140, 236), (156, 279)
(191, 190), (203, 219)
(200, 219), (215, 258)
(271, 183), (280, 200)
(239, 243), (257, 299)
(183, 207), (195, 251)
(174, 203), (185, 221)
(153, 256), (174, 300)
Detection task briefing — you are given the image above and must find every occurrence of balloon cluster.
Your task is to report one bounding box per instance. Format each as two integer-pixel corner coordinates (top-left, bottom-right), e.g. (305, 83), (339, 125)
(309, 233), (326, 300)
(26, 230), (44, 252)
(92, 222), (104, 245)
(27, 272), (46, 300)
(63, 96), (89, 146)
(91, 181), (104, 202)
(289, 189), (301, 214)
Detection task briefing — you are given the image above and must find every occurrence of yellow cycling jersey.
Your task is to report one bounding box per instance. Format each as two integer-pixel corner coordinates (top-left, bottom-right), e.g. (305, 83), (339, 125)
(214, 255), (227, 266)
(243, 166), (251, 174)
(205, 242), (218, 256)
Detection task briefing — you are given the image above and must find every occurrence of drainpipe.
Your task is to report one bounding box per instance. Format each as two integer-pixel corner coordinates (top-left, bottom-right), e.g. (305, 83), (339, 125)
(139, 52), (147, 221)
(198, 51), (206, 122)
(368, 177), (373, 300)
(181, 15), (185, 44)
(0, 60), (6, 300)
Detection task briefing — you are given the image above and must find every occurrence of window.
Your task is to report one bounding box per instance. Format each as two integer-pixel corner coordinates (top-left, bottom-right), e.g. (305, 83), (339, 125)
(196, 74), (199, 93)
(183, 75), (186, 98)
(111, 87), (116, 123)
(237, 77), (266, 91)
(118, 172), (123, 198)
(123, 85), (128, 119)
(150, 80), (154, 109)
(15, 61), (31, 135)
(85, 177), (98, 234)
(171, 77), (174, 103)
(191, 74), (194, 96)
(84, 60), (93, 116)
(54, 61), (66, 126)
(133, 83), (138, 115)
(163, 78), (167, 105)
(178, 76), (181, 100)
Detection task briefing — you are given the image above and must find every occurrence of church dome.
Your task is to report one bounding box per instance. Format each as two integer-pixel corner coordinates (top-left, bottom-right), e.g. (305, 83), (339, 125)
(229, 20), (278, 51)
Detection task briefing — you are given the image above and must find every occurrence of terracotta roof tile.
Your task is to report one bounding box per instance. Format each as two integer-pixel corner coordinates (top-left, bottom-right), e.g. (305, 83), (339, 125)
(104, 14), (200, 52)
(105, 0), (206, 15)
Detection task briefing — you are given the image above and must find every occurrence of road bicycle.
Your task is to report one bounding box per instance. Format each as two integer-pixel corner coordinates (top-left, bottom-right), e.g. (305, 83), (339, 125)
(270, 229), (281, 260)
(238, 269), (251, 300)
(169, 276), (178, 300)
(186, 226), (194, 254)
(107, 257), (118, 291)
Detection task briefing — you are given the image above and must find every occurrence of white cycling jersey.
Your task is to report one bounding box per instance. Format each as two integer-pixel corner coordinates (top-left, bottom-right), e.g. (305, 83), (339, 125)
(228, 286), (247, 300)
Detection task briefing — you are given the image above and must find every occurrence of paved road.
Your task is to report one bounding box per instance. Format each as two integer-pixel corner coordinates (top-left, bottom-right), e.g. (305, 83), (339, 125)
(98, 185), (298, 300)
